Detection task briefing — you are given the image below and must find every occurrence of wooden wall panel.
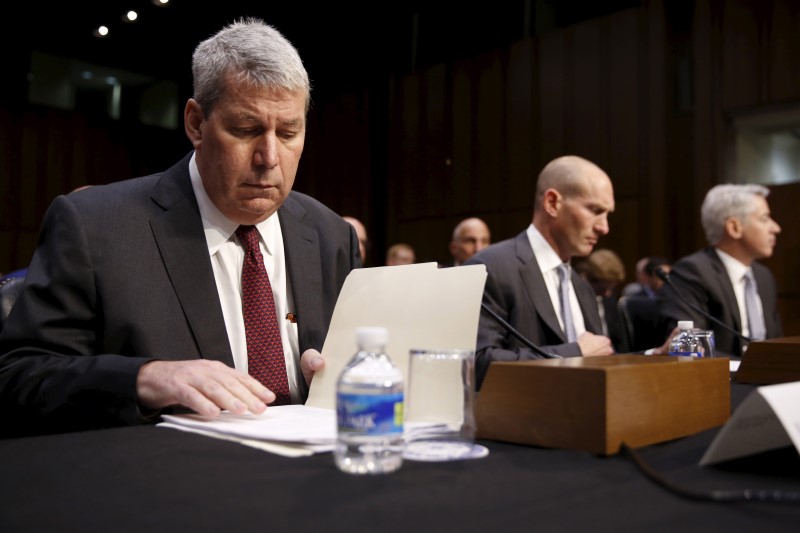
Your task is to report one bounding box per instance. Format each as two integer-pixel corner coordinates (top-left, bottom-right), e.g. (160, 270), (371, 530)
(690, 0), (718, 255)
(474, 52), (506, 213)
(450, 59), (475, 220)
(537, 31), (567, 164)
(761, 182), (800, 335)
(394, 73), (422, 227)
(767, 0), (800, 102)
(642, 0), (669, 259)
(300, 89), (372, 219)
(505, 40), (536, 209)
(720, 0), (762, 109)
(608, 9), (641, 199)
(571, 19), (606, 163)
(421, 64), (449, 220)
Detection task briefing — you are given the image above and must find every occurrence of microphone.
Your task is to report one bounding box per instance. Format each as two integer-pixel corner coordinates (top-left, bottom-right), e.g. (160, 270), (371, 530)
(655, 266), (752, 343)
(480, 302), (562, 359)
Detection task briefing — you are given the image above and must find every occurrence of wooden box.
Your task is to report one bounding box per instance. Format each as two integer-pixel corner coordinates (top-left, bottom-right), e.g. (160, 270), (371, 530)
(475, 355), (730, 455)
(735, 337), (800, 385)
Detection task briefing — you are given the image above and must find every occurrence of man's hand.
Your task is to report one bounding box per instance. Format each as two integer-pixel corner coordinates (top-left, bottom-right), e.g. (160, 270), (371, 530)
(577, 331), (615, 356)
(136, 360), (275, 418)
(300, 349), (325, 385)
(648, 327), (680, 355)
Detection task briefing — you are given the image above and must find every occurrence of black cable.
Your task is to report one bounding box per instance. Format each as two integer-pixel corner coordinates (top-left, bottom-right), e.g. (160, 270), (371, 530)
(480, 302), (561, 359)
(655, 267), (752, 344)
(621, 442), (800, 504)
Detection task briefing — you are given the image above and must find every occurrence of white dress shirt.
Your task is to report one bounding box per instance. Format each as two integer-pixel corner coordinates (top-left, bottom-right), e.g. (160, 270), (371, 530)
(526, 224), (587, 338)
(715, 248), (763, 339)
(189, 153), (303, 403)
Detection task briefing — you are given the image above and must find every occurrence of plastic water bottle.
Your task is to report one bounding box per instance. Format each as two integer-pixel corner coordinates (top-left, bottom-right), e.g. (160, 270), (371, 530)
(668, 320), (702, 357)
(334, 327), (404, 474)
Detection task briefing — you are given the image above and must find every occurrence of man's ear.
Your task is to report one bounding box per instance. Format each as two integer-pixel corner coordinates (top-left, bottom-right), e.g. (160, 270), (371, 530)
(184, 99), (204, 149)
(725, 217), (743, 239)
(542, 189), (561, 217)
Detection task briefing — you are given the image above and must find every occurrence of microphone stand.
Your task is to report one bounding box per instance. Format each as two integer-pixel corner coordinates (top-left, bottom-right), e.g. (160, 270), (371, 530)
(655, 267), (752, 344)
(481, 302), (561, 359)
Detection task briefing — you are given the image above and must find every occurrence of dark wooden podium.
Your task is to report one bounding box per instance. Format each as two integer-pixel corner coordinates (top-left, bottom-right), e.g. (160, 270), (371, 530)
(475, 355), (730, 455)
(735, 336), (800, 385)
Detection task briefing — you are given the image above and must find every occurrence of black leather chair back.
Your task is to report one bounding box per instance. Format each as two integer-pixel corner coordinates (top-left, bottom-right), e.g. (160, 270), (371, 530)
(618, 295), (668, 352)
(0, 276), (25, 334)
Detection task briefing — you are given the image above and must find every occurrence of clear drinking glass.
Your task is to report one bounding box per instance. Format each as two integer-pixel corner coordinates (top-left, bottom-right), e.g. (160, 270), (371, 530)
(693, 329), (716, 358)
(403, 348), (488, 462)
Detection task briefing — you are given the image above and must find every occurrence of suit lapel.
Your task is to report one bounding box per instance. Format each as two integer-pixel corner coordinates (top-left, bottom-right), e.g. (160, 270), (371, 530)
(148, 155), (234, 365)
(753, 262), (779, 337)
(707, 249), (743, 331)
(515, 233), (565, 341)
(572, 271), (602, 333)
(279, 195), (323, 353)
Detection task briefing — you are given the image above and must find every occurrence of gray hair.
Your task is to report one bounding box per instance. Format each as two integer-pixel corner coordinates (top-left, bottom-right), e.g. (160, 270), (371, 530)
(701, 183), (770, 245)
(191, 18), (311, 115)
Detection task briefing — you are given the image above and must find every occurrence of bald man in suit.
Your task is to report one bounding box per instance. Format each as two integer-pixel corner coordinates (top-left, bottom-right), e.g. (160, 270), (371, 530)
(465, 156), (615, 387)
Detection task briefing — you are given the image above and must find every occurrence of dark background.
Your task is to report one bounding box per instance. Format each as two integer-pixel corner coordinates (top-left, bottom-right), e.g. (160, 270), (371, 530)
(2, 0), (798, 334)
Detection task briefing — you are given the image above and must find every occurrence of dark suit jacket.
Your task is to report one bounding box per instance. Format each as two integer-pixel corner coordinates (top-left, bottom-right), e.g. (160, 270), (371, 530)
(659, 247), (782, 357)
(0, 152), (360, 435)
(599, 295), (629, 354)
(464, 231), (604, 388)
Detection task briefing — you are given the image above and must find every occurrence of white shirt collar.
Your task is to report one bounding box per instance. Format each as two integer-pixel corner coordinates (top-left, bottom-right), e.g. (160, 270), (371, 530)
(189, 152), (279, 255)
(715, 247), (749, 284)
(526, 223), (566, 273)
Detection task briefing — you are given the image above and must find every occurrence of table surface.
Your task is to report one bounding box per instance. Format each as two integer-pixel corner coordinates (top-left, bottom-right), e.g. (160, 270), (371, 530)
(1, 383), (798, 532)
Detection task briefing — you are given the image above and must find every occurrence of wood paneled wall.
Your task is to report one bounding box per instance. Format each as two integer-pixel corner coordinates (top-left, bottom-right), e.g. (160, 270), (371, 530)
(1, 0), (797, 332)
(383, 0), (798, 333)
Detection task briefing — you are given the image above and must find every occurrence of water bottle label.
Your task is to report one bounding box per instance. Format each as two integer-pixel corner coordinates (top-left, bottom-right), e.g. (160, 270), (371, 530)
(668, 351), (702, 357)
(336, 392), (404, 435)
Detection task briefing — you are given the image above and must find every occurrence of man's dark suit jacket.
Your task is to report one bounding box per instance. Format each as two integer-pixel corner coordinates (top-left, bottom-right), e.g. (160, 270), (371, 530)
(464, 231), (604, 388)
(0, 152), (360, 435)
(599, 295), (629, 354)
(659, 247), (782, 357)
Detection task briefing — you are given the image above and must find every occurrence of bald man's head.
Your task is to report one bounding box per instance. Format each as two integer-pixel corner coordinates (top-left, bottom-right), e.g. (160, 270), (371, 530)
(343, 216), (369, 264)
(449, 217), (491, 265)
(532, 155), (614, 261)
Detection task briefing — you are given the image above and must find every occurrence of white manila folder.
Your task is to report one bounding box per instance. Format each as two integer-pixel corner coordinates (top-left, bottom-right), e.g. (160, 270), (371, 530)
(305, 262), (487, 412)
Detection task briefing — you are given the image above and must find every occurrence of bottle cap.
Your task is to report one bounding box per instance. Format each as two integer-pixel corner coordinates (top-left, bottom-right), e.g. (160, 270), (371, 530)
(677, 320), (694, 330)
(356, 326), (388, 346)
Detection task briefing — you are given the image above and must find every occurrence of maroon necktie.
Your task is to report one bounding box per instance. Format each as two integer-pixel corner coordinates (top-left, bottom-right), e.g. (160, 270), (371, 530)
(235, 225), (291, 405)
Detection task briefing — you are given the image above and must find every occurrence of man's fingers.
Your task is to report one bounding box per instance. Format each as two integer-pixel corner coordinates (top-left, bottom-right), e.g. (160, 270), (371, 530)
(300, 349), (325, 385)
(137, 359), (276, 416)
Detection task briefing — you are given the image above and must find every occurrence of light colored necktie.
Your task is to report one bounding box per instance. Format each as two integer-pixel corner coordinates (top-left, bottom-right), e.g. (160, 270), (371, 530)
(557, 263), (577, 342)
(236, 225), (291, 405)
(743, 270), (766, 341)
(596, 295), (609, 337)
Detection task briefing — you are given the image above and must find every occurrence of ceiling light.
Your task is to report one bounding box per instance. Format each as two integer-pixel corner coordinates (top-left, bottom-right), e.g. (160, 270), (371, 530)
(124, 10), (138, 22)
(93, 26), (109, 38)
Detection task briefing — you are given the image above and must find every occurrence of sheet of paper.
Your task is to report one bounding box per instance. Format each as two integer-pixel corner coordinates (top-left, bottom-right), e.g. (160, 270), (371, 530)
(158, 408), (448, 457)
(305, 262), (487, 411)
(159, 422), (331, 457)
(161, 404), (337, 444)
(699, 381), (800, 466)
